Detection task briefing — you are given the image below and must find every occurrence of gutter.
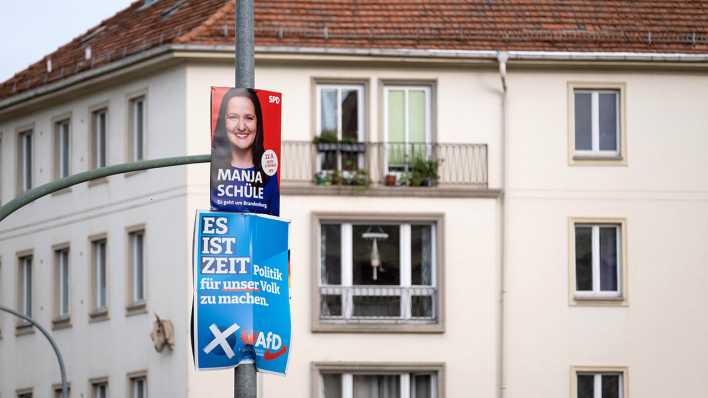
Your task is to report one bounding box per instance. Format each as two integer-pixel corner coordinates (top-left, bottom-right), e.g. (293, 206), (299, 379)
(496, 51), (509, 398)
(3, 43), (708, 112)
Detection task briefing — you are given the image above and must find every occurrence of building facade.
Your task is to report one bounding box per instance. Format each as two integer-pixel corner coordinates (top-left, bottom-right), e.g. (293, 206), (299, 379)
(1, 1), (707, 397)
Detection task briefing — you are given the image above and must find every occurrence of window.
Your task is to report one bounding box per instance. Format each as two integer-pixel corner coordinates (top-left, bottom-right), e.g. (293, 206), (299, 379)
(572, 221), (625, 302)
(316, 217), (441, 331)
(55, 119), (71, 178)
(128, 230), (145, 308)
(18, 129), (33, 192)
(17, 254), (32, 319)
(316, 84), (365, 172)
(90, 378), (108, 398)
(316, 364), (442, 398)
(91, 109), (107, 169)
(54, 247), (70, 322)
(16, 388), (33, 398)
(52, 384), (70, 398)
(129, 374), (147, 398)
(573, 369), (626, 398)
(384, 86), (432, 173)
(129, 96), (145, 161)
(90, 238), (108, 318)
(569, 83), (625, 163)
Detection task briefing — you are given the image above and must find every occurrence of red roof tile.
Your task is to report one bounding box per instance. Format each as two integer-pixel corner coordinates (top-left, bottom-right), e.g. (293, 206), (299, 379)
(2, 0), (708, 101)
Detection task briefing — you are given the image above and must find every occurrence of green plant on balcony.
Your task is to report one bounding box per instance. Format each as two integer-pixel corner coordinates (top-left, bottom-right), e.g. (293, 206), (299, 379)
(314, 169), (369, 187)
(313, 132), (340, 151)
(407, 156), (440, 187)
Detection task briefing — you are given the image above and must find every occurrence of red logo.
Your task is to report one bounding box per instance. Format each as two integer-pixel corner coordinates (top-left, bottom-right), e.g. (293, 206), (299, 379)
(263, 345), (287, 361)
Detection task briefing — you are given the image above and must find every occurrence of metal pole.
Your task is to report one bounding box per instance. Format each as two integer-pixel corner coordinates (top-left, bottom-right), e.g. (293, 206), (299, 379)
(235, 0), (255, 89)
(235, 1), (257, 397)
(0, 154), (210, 223)
(0, 306), (68, 398)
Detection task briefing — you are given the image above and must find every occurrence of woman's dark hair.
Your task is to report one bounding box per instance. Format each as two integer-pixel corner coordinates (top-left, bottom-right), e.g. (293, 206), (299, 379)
(212, 88), (268, 184)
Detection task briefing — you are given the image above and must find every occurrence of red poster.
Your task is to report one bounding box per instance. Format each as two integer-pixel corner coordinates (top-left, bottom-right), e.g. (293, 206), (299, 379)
(210, 87), (282, 216)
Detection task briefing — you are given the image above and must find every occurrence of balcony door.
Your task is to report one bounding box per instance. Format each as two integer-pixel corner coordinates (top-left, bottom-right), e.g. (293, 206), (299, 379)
(384, 86), (432, 173)
(317, 84), (365, 171)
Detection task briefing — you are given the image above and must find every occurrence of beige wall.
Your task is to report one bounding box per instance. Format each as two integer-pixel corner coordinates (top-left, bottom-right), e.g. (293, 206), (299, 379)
(0, 65), (191, 398)
(504, 69), (708, 397)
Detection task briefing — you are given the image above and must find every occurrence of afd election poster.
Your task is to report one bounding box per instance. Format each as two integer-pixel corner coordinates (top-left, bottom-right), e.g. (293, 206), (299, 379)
(193, 211), (290, 374)
(210, 87), (282, 216)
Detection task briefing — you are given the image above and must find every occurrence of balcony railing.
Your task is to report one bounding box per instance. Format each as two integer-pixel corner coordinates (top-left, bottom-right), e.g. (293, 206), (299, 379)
(281, 141), (487, 188)
(319, 285), (437, 323)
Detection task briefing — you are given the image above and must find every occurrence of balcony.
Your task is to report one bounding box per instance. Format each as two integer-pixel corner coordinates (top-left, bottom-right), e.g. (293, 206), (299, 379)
(281, 141), (488, 194)
(319, 285), (437, 324)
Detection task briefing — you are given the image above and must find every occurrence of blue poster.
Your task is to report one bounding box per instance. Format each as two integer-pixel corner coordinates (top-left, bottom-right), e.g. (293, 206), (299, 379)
(193, 211), (290, 374)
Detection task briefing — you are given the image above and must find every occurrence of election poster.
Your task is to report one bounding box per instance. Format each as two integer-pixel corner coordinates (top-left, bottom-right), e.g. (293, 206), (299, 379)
(210, 87), (282, 216)
(193, 211), (291, 374)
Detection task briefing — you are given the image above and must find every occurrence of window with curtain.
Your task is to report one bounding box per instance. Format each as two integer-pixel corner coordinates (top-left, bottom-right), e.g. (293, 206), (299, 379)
(18, 130), (33, 192)
(55, 247), (70, 320)
(574, 223), (622, 299)
(319, 221), (437, 323)
(91, 109), (107, 169)
(55, 119), (71, 179)
(384, 86), (431, 172)
(573, 89), (620, 157)
(91, 239), (108, 314)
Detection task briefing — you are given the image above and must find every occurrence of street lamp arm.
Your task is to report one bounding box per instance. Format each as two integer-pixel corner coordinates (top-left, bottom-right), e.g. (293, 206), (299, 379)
(0, 154), (211, 223)
(0, 305), (68, 398)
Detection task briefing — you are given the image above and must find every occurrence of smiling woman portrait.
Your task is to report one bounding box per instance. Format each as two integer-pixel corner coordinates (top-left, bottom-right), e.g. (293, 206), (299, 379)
(210, 88), (280, 216)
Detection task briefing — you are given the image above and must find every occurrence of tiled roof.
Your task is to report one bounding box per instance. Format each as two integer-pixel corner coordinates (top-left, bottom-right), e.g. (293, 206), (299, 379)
(2, 0), (708, 101)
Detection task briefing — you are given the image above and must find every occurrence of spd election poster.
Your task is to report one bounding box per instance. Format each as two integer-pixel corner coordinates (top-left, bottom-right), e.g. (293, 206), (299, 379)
(192, 211), (291, 374)
(209, 87), (282, 217)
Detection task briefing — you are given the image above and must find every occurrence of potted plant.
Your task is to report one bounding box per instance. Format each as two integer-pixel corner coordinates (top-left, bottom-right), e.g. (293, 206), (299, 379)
(313, 132), (339, 152)
(340, 136), (367, 153)
(408, 157), (440, 187)
(384, 174), (397, 186)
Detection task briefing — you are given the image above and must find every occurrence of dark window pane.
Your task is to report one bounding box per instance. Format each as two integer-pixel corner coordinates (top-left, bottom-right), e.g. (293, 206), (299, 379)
(575, 226), (593, 291)
(599, 227), (618, 291)
(577, 374), (594, 398)
(320, 88), (337, 136)
(322, 374), (342, 398)
(321, 294), (342, 317)
(411, 295), (433, 318)
(411, 225), (433, 285)
(353, 375), (399, 398)
(574, 92), (592, 150)
(353, 295), (400, 317)
(412, 374), (432, 398)
(602, 374), (620, 398)
(341, 89), (359, 142)
(353, 225), (400, 285)
(321, 224), (342, 284)
(599, 93), (618, 151)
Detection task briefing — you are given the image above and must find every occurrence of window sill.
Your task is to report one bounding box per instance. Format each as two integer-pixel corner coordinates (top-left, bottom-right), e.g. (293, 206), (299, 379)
(571, 295), (627, 307)
(15, 323), (35, 336)
(89, 309), (110, 323)
(51, 187), (72, 196)
(52, 317), (72, 330)
(88, 177), (109, 187)
(312, 320), (444, 334)
(126, 302), (148, 317)
(571, 154), (626, 166)
(124, 169), (147, 178)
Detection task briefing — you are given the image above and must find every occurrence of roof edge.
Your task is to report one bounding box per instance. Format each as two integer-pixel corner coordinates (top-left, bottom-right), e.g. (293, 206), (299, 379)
(4, 44), (708, 113)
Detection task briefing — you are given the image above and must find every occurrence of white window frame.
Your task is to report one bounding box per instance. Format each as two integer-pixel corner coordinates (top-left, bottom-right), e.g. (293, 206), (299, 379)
(319, 221), (437, 323)
(130, 231), (145, 305)
(56, 248), (70, 319)
(573, 89), (621, 158)
(92, 109), (107, 168)
(315, 84), (365, 171)
(92, 382), (107, 398)
(19, 130), (33, 192)
(318, 369), (439, 398)
(56, 119), (71, 179)
(383, 85), (432, 173)
(130, 96), (145, 161)
(575, 372), (625, 398)
(573, 223), (622, 299)
(93, 239), (108, 312)
(130, 376), (147, 398)
(19, 255), (32, 318)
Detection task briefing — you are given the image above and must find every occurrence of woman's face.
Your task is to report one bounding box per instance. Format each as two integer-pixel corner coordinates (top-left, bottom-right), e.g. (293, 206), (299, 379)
(225, 95), (257, 151)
